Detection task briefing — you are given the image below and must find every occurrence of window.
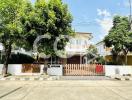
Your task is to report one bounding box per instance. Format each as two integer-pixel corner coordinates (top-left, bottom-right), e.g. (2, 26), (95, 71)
(76, 39), (82, 45)
(48, 56), (61, 64)
(70, 39), (76, 45)
(84, 40), (88, 45)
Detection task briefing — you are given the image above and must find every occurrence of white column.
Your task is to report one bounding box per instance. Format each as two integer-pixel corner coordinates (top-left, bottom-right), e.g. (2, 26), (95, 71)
(40, 65), (44, 74)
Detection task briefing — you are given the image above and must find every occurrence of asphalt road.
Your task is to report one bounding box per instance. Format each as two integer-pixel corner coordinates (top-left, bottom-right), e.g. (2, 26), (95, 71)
(0, 80), (132, 100)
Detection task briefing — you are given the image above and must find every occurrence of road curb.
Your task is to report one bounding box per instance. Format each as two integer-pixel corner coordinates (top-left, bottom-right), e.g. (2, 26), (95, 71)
(0, 77), (48, 81)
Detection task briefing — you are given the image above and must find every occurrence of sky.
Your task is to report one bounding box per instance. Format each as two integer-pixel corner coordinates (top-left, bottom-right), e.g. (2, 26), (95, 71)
(31, 0), (131, 44)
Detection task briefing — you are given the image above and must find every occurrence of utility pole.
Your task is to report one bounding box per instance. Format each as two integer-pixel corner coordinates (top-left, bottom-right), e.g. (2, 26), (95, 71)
(129, 0), (132, 30)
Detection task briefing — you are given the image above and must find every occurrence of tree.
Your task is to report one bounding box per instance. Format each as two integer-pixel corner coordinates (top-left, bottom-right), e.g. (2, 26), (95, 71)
(0, 0), (73, 76)
(104, 16), (132, 65)
(24, 0), (73, 59)
(0, 0), (33, 76)
(87, 45), (98, 63)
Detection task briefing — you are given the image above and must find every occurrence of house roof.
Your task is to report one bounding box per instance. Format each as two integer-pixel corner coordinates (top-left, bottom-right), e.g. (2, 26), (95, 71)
(74, 32), (93, 40)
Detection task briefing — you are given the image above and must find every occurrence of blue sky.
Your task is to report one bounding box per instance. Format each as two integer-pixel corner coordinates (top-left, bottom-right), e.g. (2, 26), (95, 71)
(31, 0), (131, 44)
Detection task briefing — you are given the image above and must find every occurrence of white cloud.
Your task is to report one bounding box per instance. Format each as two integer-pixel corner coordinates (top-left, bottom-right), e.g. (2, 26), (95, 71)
(96, 18), (113, 40)
(117, 2), (121, 6)
(97, 9), (111, 17)
(96, 18), (113, 34)
(96, 9), (113, 40)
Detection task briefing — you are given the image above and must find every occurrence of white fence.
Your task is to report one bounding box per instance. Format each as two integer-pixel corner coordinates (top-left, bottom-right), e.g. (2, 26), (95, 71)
(105, 65), (132, 76)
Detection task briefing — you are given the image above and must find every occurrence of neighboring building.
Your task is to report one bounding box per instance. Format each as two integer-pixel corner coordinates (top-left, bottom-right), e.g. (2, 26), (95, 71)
(96, 41), (132, 65)
(127, 53), (132, 65)
(96, 41), (112, 57)
(96, 41), (106, 57)
(96, 41), (112, 63)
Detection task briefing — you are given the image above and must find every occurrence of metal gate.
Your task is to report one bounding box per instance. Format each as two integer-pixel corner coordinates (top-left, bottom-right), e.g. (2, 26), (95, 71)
(63, 64), (105, 76)
(22, 64), (40, 73)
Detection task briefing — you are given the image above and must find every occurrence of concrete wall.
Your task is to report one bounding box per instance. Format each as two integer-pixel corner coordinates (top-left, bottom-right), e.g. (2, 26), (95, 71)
(0, 64), (22, 75)
(0, 64), (3, 74)
(0, 64), (42, 75)
(105, 65), (132, 76)
(0, 64), (63, 76)
(7, 64), (22, 75)
(1, 64), (132, 76)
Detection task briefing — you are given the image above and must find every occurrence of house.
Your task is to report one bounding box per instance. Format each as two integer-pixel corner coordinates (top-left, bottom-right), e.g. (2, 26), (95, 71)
(0, 32), (93, 65)
(43, 32), (93, 65)
(65, 32), (93, 64)
(96, 41), (132, 65)
(0, 32), (93, 75)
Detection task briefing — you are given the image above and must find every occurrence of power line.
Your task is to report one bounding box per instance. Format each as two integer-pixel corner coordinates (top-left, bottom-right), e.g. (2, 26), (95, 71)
(73, 21), (99, 27)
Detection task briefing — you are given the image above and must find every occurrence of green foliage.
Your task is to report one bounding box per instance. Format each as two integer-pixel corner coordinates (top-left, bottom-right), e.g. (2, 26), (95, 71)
(96, 56), (105, 65)
(0, 0), (30, 47)
(87, 45), (98, 54)
(23, 0), (73, 56)
(0, 0), (73, 75)
(104, 16), (132, 65)
(0, 0), (73, 61)
(87, 45), (98, 61)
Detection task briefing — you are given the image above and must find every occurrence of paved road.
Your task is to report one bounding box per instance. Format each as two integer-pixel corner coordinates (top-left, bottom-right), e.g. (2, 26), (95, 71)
(0, 80), (132, 100)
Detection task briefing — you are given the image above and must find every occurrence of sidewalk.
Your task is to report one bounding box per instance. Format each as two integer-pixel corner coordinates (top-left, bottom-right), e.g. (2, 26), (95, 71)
(0, 75), (132, 81)
(0, 75), (112, 81)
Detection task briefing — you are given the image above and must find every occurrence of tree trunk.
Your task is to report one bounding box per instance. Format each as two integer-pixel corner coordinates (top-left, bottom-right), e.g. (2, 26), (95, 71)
(113, 54), (118, 65)
(123, 50), (128, 65)
(2, 45), (11, 77)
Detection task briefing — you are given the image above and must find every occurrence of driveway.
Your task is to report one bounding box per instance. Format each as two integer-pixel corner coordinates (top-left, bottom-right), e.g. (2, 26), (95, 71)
(0, 80), (132, 100)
